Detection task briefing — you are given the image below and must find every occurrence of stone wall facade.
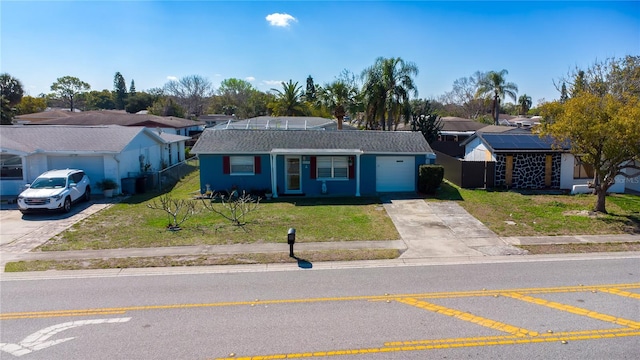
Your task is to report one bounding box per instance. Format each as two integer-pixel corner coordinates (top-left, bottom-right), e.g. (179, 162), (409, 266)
(495, 153), (561, 189)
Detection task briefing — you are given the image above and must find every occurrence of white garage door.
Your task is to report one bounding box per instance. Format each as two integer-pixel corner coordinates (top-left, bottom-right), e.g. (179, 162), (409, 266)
(376, 156), (415, 192)
(48, 156), (105, 187)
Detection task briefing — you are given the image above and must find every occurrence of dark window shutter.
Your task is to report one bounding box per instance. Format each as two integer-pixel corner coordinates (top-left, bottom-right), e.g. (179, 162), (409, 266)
(310, 156), (316, 179)
(349, 156), (355, 179)
(223, 156), (230, 174)
(254, 156), (261, 174)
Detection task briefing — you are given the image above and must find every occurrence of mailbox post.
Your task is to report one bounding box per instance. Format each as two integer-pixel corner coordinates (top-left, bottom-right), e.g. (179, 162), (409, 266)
(287, 228), (296, 257)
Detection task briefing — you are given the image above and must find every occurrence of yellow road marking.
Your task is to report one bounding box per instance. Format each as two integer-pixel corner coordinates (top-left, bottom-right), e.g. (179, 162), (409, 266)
(598, 287), (640, 300)
(2, 283), (638, 320)
(213, 329), (640, 360)
(395, 297), (538, 336)
(501, 292), (640, 329)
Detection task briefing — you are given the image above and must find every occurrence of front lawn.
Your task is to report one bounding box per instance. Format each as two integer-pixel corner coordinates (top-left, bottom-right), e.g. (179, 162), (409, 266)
(39, 173), (639, 252)
(432, 181), (640, 237)
(40, 171), (400, 251)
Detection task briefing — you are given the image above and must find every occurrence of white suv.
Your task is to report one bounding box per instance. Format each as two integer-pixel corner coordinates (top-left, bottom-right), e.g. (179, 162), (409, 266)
(17, 169), (91, 214)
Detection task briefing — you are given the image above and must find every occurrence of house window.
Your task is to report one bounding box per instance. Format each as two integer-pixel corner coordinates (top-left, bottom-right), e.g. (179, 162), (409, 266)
(230, 156), (255, 175)
(574, 157), (594, 179)
(317, 156), (348, 179)
(0, 154), (23, 179)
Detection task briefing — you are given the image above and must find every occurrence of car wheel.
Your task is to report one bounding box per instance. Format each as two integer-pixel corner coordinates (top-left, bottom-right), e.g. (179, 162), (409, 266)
(62, 197), (72, 213)
(83, 187), (91, 202)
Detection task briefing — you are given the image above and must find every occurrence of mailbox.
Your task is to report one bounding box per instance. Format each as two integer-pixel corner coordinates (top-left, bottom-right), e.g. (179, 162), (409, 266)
(287, 228), (296, 244)
(287, 228), (296, 257)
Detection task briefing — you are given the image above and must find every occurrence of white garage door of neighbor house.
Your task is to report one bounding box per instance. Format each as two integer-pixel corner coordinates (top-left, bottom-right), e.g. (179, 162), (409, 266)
(376, 156), (415, 192)
(48, 156), (105, 186)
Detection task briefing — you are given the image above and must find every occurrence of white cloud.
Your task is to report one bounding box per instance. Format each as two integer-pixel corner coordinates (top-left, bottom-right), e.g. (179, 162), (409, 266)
(166, 76), (178, 81)
(263, 80), (282, 86)
(265, 13), (297, 27)
(245, 76), (256, 82)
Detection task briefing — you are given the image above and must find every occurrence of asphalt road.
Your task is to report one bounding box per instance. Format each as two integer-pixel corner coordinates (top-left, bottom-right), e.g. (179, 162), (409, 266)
(1, 257), (639, 359)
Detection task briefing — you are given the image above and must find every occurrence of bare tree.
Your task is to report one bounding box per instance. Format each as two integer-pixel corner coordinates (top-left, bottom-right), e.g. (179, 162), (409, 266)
(164, 75), (214, 118)
(147, 194), (197, 230)
(201, 190), (260, 227)
(439, 72), (489, 119)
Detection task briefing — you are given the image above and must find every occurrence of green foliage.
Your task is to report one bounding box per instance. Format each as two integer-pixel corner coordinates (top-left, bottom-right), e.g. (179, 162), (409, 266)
(125, 92), (155, 113)
(209, 78), (256, 118)
(418, 165), (444, 194)
(518, 94), (532, 115)
(411, 100), (442, 143)
(1, 73), (24, 124)
(539, 56), (640, 214)
(85, 90), (115, 110)
(16, 95), (47, 115)
(361, 57), (418, 130)
(269, 80), (308, 116)
(476, 69), (518, 124)
(317, 79), (358, 129)
(113, 72), (128, 110)
(97, 178), (119, 190)
(305, 75), (316, 102)
(149, 97), (186, 118)
(50, 75), (90, 111)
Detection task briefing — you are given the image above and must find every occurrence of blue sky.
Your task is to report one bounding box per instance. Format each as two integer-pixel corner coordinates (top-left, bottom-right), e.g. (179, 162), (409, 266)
(2, 1), (638, 106)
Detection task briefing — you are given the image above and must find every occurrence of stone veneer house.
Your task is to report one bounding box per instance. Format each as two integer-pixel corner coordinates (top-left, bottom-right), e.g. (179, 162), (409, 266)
(461, 130), (628, 192)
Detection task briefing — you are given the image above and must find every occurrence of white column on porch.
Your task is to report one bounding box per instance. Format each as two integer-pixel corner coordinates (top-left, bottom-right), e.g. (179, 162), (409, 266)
(270, 153), (278, 198)
(356, 153), (361, 197)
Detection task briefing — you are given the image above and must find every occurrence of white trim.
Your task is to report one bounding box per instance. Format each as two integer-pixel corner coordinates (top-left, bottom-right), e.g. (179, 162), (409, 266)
(271, 149), (363, 155)
(270, 153), (278, 198)
(284, 156), (302, 194)
(356, 153), (361, 196)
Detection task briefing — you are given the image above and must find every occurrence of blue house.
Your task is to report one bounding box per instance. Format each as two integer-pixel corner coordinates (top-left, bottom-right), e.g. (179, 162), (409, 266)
(191, 129), (436, 197)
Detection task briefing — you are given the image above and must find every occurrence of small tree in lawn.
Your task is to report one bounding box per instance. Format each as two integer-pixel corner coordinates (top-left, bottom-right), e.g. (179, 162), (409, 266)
(201, 190), (260, 227)
(147, 194), (197, 230)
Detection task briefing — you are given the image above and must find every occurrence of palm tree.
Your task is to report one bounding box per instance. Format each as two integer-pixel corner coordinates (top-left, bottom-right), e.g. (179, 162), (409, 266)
(476, 69), (518, 125)
(317, 80), (357, 129)
(270, 80), (307, 116)
(361, 57), (419, 130)
(518, 94), (532, 115)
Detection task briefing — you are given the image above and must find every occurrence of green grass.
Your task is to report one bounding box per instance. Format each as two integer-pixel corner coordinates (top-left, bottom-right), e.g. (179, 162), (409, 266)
(40, 171), (399, 251)
(38, 173), (639, 252)
(4, 249), (401, 272)
(429, 181), (640, 236)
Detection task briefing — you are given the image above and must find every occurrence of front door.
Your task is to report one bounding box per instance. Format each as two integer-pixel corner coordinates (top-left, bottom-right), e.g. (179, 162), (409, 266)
(285, 157), (301, 193)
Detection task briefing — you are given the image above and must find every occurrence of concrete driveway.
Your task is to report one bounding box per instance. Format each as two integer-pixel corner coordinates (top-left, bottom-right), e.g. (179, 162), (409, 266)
(0, 199), (112, 253)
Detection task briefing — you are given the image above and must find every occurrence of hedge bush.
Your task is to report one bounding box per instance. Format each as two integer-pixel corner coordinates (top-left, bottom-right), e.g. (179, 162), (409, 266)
(418, 165), (444, 194)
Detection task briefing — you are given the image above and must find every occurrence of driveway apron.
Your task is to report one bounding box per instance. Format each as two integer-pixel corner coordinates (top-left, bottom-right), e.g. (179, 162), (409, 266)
(382, 198), (511, 258)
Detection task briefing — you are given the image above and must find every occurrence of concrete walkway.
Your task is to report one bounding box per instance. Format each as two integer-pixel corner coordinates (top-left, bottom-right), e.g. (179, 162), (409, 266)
(0, 196), (639, 273)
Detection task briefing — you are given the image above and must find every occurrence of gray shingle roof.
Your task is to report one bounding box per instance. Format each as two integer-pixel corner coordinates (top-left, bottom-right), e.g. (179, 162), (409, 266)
(191, 129), (434, 154)
(440, 117), (489, 132)
(0, 125), (163, 154)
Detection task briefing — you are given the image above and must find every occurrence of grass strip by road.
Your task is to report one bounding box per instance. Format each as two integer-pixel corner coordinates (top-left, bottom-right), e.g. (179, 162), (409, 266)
(3, 249), (400, 272)
(519, 242), (640, 254)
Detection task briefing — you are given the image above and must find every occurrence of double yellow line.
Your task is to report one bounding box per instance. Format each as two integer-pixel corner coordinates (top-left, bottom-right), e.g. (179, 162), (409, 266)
(2, 283), (639, 320)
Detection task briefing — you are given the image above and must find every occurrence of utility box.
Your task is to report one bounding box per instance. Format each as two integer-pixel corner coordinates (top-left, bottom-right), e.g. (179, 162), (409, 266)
(121, 178), (136, 195)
